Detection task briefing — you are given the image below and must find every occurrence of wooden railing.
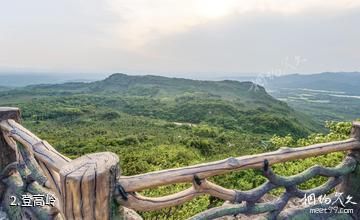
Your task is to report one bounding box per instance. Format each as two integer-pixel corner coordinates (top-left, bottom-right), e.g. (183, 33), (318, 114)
(1, 107), (360, 220)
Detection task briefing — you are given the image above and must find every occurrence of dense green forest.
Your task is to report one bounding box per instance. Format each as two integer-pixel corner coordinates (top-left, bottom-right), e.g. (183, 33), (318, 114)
(0, 73), (355, 219)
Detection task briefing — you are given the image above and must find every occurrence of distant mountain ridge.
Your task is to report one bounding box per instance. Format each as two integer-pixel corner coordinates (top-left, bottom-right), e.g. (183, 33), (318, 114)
(0, 73), (106, 87)
(26, 73), (272, 101)
(265, 72), (360, 95)
(261, 72), (360, 123)
(0, 86), (9, 91)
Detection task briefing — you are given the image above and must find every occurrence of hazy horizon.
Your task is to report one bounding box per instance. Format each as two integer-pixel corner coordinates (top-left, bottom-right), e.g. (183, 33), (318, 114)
(0, 71), (359, 88)
(1, 70), (359, 81)
(1, 1), (359, 77)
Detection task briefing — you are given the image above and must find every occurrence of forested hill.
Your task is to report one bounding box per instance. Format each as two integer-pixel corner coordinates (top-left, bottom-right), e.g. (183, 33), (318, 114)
(1, 73), (319, 136)
(28, 73), (271, 99)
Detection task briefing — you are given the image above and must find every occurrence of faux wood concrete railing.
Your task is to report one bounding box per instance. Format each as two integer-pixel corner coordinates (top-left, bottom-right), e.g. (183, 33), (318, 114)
(1, 107), (360, 219)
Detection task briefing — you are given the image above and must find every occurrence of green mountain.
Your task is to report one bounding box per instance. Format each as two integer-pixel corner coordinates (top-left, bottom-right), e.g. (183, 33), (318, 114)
(1, 73), (319, 136)
(28, 73), (276, 100)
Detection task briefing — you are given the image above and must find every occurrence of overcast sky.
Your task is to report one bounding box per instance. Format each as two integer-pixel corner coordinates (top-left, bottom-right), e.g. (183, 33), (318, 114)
(1, 0), (359, 77)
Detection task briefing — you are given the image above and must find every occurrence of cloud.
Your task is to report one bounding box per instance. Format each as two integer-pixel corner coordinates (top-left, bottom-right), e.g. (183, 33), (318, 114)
(134, 6), (360, 74)
(105, 0), (360, 49)
(0, 0), (359, 75)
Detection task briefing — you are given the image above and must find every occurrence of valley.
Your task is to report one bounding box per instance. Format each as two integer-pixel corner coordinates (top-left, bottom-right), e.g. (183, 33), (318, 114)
(264, 72), (360, 124)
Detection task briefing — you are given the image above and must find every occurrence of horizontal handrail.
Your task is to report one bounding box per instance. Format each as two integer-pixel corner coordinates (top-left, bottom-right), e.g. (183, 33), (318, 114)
(118, 138), (360, 192)
(116, 156), (357, 211)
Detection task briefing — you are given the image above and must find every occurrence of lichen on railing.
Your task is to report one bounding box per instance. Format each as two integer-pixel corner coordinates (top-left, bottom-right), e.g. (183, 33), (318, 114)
(1, 107), (360, 220)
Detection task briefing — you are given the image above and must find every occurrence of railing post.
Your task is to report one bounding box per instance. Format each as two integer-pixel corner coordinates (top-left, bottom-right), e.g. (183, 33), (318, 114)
(338, 121), (360, 215)
(0, 107), (20, 207)
(59, 152), (121, 219)
(0, 107), (20, 171)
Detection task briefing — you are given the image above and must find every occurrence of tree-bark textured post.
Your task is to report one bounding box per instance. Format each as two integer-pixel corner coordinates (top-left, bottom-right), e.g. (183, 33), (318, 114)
(59, 152), (120, 220)
(337, 121), (360, 217)
(0, 107), (20, 171)
(0, 107), (20, 212)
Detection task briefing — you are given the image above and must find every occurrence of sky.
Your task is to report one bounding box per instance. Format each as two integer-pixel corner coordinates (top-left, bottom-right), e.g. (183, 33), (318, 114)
(1, 0), (360, 77)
